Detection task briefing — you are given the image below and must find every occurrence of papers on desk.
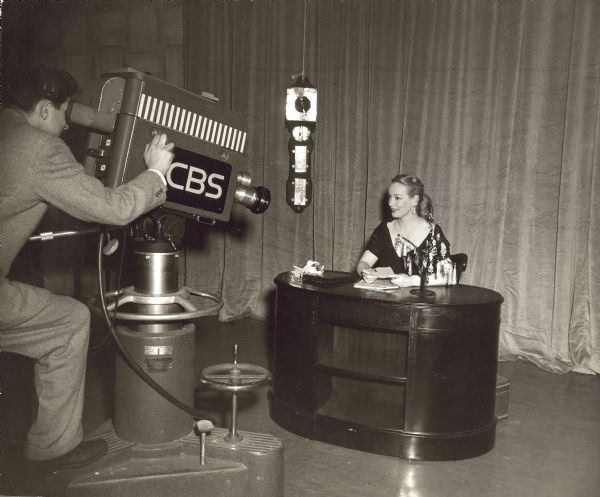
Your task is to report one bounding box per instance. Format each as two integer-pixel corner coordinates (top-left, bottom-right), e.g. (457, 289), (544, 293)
(354, 267), (399, 290)
(353, 279), (398, 291)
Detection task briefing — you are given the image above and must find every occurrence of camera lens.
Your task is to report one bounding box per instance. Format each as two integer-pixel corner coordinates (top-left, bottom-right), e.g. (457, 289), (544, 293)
(234, 185), (271, 214)
(249, 186), (270, 214)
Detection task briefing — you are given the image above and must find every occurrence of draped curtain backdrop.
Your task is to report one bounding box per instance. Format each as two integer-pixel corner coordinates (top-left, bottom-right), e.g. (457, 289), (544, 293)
(184, 0), (600, 374)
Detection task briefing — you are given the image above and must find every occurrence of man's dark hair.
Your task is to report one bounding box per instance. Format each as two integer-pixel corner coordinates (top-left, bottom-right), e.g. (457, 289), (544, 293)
(3, 63), (79, 112)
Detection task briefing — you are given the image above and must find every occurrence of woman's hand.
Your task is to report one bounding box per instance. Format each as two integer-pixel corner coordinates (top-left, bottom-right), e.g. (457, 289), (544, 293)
(356, 251), (378, 278)
(361, 268), (377, 283)
(356, 260), (376, 281)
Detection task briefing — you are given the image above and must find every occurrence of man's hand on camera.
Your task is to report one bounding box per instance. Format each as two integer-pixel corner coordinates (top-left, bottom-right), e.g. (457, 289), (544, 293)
(144, 133), (174, 176)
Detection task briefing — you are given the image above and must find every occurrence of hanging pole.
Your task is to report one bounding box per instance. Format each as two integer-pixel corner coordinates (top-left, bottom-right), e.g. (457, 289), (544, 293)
(301, 0), (307, 80)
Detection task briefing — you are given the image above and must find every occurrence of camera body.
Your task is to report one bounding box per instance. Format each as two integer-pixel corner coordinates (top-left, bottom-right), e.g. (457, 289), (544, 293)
(71, 69), (268, 222)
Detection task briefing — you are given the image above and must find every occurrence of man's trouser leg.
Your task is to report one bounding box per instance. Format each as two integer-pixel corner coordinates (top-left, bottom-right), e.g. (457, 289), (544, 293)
(0, 279), (90, 461)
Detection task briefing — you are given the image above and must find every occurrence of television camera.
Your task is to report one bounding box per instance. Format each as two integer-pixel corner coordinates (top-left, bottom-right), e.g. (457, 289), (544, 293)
(37, 69), (282, 497)
(69, 68), (269, 222)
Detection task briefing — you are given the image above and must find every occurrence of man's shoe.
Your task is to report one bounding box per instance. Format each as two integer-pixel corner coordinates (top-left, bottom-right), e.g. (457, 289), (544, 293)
(29, 439), (108, 471)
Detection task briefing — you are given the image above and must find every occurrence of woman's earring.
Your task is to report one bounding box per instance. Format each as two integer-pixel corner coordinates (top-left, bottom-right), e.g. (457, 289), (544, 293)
(411, 204), (417, 216)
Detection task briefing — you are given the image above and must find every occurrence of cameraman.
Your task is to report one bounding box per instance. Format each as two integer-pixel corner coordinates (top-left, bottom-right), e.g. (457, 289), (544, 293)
(0, 64), (174, 470)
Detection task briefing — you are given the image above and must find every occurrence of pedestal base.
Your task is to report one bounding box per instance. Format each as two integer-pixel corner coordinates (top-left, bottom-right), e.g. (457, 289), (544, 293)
(39, 421), (283, 497)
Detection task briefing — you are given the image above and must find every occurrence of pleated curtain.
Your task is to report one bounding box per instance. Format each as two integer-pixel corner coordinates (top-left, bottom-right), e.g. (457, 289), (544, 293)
(183, 0), (600, 374)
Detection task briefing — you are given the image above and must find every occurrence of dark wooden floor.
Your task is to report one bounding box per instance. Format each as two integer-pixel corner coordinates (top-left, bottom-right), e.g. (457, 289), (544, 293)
(2, 315), (599, 497)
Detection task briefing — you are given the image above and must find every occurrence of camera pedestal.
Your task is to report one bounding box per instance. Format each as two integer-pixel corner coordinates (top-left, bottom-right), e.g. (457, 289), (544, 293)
(44, 233), (283, 497)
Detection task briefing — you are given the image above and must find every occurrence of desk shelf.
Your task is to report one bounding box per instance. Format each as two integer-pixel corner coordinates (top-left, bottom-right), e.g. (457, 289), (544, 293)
(316, 324), (408, 382)
(316, 357), (407, 384)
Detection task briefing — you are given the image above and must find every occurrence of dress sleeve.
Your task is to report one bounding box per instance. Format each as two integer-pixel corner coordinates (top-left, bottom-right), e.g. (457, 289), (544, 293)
(33, 136), (167, 226)
(365, 223), (386, 257)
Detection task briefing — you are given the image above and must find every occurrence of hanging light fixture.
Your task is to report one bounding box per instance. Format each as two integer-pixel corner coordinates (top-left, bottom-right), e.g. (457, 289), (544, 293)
(285, 0), (317, 213)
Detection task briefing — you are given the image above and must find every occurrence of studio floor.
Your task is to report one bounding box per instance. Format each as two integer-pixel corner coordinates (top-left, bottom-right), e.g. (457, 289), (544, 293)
(2, 315), (599, 497)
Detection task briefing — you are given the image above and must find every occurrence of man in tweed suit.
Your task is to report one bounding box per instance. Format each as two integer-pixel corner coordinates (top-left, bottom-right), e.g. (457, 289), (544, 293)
(0, 64), (174, 469)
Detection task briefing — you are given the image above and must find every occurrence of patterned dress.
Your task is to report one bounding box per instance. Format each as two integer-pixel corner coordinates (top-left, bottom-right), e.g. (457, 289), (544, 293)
(365, 221), (450, 276)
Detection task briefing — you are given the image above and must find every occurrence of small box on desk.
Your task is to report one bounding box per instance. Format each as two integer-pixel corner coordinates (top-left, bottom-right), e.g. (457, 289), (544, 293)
(495, 375), (510, 421)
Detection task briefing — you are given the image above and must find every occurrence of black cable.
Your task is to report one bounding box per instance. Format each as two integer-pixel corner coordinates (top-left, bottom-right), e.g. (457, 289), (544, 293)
(96, 230), (217, 424)
(89, 228), (126, 352)
(110, 227), (127, 326)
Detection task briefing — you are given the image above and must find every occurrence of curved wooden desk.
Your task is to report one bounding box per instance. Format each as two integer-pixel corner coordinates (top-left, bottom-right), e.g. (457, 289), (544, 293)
(269, 272), (504, 461)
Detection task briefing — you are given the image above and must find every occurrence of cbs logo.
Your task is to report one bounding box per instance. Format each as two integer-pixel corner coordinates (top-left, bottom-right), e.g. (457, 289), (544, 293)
(166, 162), (225, 199)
